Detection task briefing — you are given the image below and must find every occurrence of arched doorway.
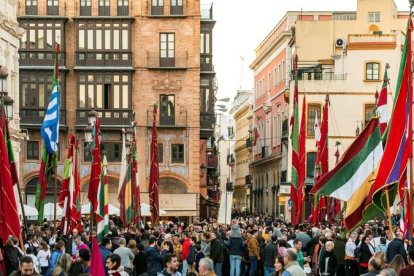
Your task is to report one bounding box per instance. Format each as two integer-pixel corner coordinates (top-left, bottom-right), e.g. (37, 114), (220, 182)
(158, 177), (187, 194)
(25, 177), (62, 206)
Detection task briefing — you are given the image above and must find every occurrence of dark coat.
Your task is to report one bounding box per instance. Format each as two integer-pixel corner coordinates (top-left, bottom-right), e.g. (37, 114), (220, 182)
(399, 264), (414, 276)
(134, 251), (148, 275)
(145, 246), (164, 276)
(228, 237), (244, 257)
(210, 238), (224, 263)
(187, 245), (196, 264)
(4, 245), (19, 275)
(319, 250), (338, 275)
(386, 238), (408, 265)
(359, 243), (373, 265)
(262, 242), (278, 267)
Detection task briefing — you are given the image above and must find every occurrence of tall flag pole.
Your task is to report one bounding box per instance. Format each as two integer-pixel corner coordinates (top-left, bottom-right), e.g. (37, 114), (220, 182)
(290, 55), (299, 224)
(73, 138), (82, 232)
(297, 96), (306, 224)
(0, 112), (21, 246)
(368, 18), (412, 238)
(309, 112), (321, 225)
(119, 128), (127, 199)
(88, 118), (101, 232)
(96, 154), (109, 241)
(119, 157), (132, 227)
(149, 104), (160, 225)
(36, 43), (60, 223)
(132, 121), (141, 225)
(377, 64), (389, 136)
(58, 134), (76, 235)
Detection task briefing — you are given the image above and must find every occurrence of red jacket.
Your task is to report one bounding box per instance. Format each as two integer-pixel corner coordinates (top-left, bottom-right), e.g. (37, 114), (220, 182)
(181, 238), (191, 261)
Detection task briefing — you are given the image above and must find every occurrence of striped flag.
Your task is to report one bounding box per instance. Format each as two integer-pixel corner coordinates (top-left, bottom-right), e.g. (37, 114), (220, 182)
(131, 128), (141, 224)
(88, 118), (101, 212)
(296, 96), (306, 224)
(311, 118), (383, 230)
(96, 154), (109, 242)
(58, 134), (76, 235)
(35, 43), (60, 221)
(290, 55), (299, 224)
(119, 162), (133, 226)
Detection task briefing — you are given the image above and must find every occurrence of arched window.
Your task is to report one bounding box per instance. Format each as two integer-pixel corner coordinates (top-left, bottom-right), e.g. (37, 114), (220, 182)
(25, 177), (62, 206)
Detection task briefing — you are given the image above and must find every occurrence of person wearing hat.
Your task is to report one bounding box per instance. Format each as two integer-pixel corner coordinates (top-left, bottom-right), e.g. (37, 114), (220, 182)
(227, 224), (244, 276)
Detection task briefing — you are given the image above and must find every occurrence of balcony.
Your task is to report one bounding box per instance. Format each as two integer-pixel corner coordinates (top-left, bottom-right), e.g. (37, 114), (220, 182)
(200, 112), (215, 130)
(201, 55), (213, 72)
(227, 153), (235, 165)
(147, 105), (187, 128)
(20, 108), (66, 127)
(147, 51), (188, 69)
(75, 52), (132, 67)
(295, 72), (347, 81)
(281, 119), (289, 144)
(76, 109), (133, 126)
(201, 4), (213, 20)
(19, 51), (66, 67)
(347, 34), (396, 50)
(207, 154), (218, 168)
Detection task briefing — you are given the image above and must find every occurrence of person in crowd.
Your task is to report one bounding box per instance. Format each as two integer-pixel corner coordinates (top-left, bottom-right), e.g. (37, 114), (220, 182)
(74, 235), (89, 257)
(246, 230), (260, 276)
(37, 240), (51, 274)
(293, 239), (305, 269)
(49, 240), (65, 271)
(263, 235), (278, 276)
(10, 256), (40, 276)
(372, 251), (386, 270)
(158, 253), (182, 276)
(78, 248), (91, 273)
(161, 240), (174, 256)
(227, 223), (244, 276)
(344, 231), (358, 276)
(400, 247), (414, 276)
(199, 257), (216, 276)
(195, 244), (205, 273)
(386, 232), (408, 265)
(25, 247), (40, 274)
(358, 235), (373, 274)
(181, 232), (192, 276)
(106, 253), (129, 276)
(114, 237), (135, 274)
(133, 243), (148, 276)
(296, 225), (311, 251)
(318, 240), (338, 276)
(274, 256), (285, 276)
(282, 248), (306, 276)
(67, 261), (85, 276)
(361, 256), (382, 276)
(379, 268), (397, 276)
(146, 236), (164, 276)
(129, 240), (138, 256)
(388, 254), (405, 275)
(377, 237), (388, 254)
(201, 233), (211, 258)
(50, 253), (72, 276)
(100, 237), (113, 269)
(5, 238), (21, 274)
(210, 232), (224, 276)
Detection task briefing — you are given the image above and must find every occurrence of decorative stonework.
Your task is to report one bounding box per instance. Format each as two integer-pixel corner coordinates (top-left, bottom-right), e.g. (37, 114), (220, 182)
(0, 12), (24, 39)
(153, 73), (182, 90)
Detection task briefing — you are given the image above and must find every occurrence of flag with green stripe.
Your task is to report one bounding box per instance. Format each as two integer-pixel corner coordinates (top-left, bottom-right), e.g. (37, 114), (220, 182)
(96, 155), (109, 242)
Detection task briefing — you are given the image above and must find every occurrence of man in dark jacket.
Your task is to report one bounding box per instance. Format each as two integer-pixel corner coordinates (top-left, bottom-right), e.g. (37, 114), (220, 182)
(263, 235), (278, 276)
(146, 236), (164, 276)
(210, 232), (224, 276)
(386, 232), (408, 265)
(228, 224), (244, 276)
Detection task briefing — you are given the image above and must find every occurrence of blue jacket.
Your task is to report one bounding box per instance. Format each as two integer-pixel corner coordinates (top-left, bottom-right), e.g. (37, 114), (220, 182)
(50, 250), (62, 269)
(146, 246), (164, 276)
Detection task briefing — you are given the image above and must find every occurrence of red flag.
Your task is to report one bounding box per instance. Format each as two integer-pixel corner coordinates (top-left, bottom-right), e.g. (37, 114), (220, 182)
(320, 95), (329, 175)
(90, 236), (106, 276)
(0, 113), (21, 242)
(88, 119), (101, 212)
(290, 55), (299, 224)
(73, 139), (82, 232)
(297, 96), (306, 224)
(149, 105), (159, 225)
(132, 129), (141, 224)
(377, 66), (389, 135)
(399, 169), (410, 237)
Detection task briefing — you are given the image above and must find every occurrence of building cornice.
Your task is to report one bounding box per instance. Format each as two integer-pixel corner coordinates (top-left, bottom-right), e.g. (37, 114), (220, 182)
(0, 12), (25, 39)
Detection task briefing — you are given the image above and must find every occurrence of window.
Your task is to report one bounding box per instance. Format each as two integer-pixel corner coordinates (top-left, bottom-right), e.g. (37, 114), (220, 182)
(160, 33), (175, 67)
(160, 95), (175, 125)
(255, 82), (259, 99)
(84, 142), (122, 162)
(274, 67), (277, 86)
(268, 72), (271, 91)
(99, 0), (110, 16)
(364, 104), (375, 126)
(151, 0), (164, 15)
(201, 78), (212, 112)
(78, 73), (130, 110)
(306, 152), (316, 181)
(272, 115), (277, 146)
(366, 62), (380, 81)
(80, 0), (91, 15)
(200, 32), (212, 71)
(278, 63), (282, 83)
(47, 0), (58, 15)
(26, 0), (38, 15)
(172, 144), (184, 163)
(20, 20), (62, 51)
(27, 141), (39, 160)
(200, 33), (210, 54)
(158, 143), (164, 163)
(117, 0), (129, 16)
(266, 118), (271, 149)
(368, 12), (380, 23)
(170, 0), (183, 15)
(307, 104), (321, 137)
(282, 60), (286, 82)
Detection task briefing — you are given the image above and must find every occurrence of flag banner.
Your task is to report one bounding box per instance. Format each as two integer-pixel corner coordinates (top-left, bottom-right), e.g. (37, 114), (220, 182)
(377, 66), (389, 135)
(290, 55), (299, 224)
(149, 104), (160, 225)
(4, 117), (18, 185)
(131, 128), (141, 224)
(88, 119), (101, 212)
(311, 118), (383, 230)
(119, 163), (132, 226)
(58, 134), (76, 235)
(399, 169), (410, 237)
(35, 148), (54, 222)
(218, 191), (233, 225)
(73, 140), (82, 232)
(118, 128), (127, 197)
(297, 96), (306, 224)
(369, 19), (412, 211)
(90, 236), (106, 276)
(0, 113), (21, 242)
(96, 155), (109, 242)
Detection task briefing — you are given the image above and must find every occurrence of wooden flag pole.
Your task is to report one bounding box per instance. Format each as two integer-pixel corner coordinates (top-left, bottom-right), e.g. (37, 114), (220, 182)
(385, 187), (394, 240)
(53, 156), (58, 229)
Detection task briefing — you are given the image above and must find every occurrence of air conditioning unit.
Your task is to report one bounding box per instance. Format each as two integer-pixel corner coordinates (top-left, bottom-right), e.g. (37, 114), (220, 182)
(335, 38), (346, 48)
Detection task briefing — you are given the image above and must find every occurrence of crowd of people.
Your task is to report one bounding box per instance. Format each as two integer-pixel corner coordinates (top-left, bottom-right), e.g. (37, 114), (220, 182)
(1, 213), (414, 276)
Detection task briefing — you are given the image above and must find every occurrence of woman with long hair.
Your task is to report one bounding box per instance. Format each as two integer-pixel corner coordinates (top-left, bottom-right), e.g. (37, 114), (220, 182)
(37, 240), (51, 274)
(274, 256), (285, 276)
(358, 235), (373, 274)
(373, 251), (386, 269)
(388, 254), (406, 275)
(52, 253), (73, 276)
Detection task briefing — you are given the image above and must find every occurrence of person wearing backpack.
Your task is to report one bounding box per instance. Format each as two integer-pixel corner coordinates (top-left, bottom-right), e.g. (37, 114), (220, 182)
(344, 232), (358, 276)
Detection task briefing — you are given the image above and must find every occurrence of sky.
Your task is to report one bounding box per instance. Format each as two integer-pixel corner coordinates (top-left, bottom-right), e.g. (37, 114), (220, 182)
(207, 0), (410, 108)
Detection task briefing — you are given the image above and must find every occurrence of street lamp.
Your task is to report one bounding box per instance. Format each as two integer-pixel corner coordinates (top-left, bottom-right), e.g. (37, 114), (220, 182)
(125, 128), (134, 142)
(87, 109), (99, 126)
(217, 97), (230, 102)
(84, 124), (93, 144)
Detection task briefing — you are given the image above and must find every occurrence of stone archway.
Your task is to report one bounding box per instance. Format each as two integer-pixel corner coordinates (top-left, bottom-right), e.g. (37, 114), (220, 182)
(25, 177), (62, 206)
(158, 177), (187, 194)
